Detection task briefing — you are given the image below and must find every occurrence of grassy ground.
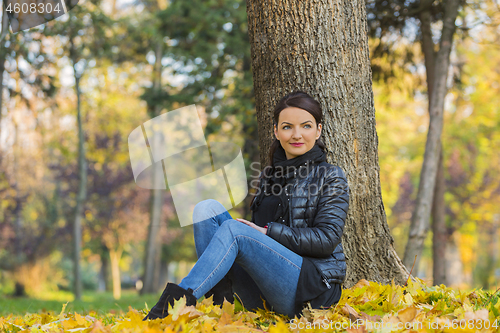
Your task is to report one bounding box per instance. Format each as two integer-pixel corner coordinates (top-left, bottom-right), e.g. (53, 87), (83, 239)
(0, 289), (159, 316)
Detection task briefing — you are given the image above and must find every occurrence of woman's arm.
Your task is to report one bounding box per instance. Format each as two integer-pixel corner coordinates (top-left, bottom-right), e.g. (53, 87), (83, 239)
(266, 165), (350, 258)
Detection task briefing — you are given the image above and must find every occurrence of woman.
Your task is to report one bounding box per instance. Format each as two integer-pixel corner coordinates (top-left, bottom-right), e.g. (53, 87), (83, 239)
(143, 91), (349, 320)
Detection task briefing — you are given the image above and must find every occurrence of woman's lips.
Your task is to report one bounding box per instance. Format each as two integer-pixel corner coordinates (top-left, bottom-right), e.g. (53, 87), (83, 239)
(290, 143), (304, 147)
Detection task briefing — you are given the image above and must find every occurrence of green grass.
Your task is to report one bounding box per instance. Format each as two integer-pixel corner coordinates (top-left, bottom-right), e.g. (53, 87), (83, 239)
(0, 289), (159, 316)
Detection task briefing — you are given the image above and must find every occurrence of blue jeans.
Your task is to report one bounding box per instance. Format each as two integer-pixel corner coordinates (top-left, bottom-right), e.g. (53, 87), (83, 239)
(178, 199), (302, 317)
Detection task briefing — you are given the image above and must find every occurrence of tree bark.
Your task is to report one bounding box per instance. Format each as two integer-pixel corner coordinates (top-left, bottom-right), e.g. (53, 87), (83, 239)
(419, 7), (436, 97)
(419, 7), (447, 285)
(246, 0), (410, 287)
(403, 0), (461, 271)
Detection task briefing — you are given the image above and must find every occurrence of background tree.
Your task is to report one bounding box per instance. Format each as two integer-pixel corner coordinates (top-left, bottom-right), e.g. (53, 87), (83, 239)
(366, 0), (499, 284)
(402, 0), (461, 274)
(0, 10), (9, 146)
(0, 21), (59, 295)
(49, 0), (113, 300)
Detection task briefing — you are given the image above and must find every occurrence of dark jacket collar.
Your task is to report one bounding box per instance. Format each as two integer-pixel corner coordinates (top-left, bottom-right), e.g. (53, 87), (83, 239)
(270, 144), (326, 181)
(252, 144), (326, 211)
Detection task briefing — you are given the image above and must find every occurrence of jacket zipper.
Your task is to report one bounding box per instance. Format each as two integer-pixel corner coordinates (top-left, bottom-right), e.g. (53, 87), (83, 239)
(290, 171), (331, 289)
(309, 258), (332, 289)
(322, 276), (331, 289)
(288, 178), (299, 227)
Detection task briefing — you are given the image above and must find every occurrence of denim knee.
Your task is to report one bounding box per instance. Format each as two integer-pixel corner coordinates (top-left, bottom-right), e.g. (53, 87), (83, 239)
(192, 199), (225, 224)
(220, 219), (249, 239)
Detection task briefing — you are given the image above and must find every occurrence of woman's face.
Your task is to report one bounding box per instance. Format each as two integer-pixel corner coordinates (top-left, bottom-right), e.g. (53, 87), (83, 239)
(274, 107), (322, 160)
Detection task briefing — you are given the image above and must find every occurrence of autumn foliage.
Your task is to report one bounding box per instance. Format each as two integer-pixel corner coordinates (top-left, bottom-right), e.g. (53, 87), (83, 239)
(1, 279), (499, 332)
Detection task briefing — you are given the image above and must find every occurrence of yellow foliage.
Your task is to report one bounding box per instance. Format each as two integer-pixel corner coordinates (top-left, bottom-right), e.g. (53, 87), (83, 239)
(2, 280), (500, 332)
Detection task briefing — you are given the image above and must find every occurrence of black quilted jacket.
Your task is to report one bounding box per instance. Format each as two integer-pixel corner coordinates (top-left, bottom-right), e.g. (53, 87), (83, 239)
(255, 161), (350, 285)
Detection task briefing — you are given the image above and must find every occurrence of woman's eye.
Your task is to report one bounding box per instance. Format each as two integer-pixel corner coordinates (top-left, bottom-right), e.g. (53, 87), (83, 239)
(283, 125), (290, 130)
(304, 124), (311, 129)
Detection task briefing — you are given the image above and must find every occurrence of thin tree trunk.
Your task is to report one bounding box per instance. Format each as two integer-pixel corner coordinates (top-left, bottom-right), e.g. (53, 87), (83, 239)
(142, 187), (163, 293)
(0, 11), (9, 163)
(478, 217), (499, 289)
(13, 121), (21, 261)
(432, 149), (447, 285)
(486, 218), (499, 289)
(12, 120), (26, 297)
(246, 0), (410, 287)
(153, 226), (162, 290)
(403, 0), (461, 271)
(71, 35), (87, 299)
(419, 3), (436, 96)
(419, 7), (447, 285)
(141, 40), (164, 294)
(99, 246), (110, 292)
(445, 233), (463, 286)
(158, 260), (169, 290)
(109, 248), (123, 300)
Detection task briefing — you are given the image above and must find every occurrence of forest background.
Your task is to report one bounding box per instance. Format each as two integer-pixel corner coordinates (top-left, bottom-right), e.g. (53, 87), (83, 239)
(0, 0), (499, 307)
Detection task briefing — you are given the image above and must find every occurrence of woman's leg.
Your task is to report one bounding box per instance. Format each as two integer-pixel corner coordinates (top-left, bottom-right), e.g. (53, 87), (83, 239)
(228, 262), (269, 311)
(192, 199), (232, 258)
(180, 209), (302, 317)
(192, 199), (267, 308)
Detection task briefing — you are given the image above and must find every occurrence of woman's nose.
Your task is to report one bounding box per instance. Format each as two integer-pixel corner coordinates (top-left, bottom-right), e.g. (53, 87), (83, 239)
(292, 129), (302, 139)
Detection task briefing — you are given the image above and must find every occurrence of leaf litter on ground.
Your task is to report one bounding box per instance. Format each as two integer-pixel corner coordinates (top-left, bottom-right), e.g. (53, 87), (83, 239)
(1, 278), (500, 332)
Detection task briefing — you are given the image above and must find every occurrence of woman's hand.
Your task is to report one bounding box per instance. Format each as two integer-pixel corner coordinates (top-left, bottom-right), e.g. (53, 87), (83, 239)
(235, 218), (267, 235)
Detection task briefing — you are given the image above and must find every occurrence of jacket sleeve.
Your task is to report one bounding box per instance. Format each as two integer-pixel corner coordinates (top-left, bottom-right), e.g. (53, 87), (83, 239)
(266, 165), (349, 258)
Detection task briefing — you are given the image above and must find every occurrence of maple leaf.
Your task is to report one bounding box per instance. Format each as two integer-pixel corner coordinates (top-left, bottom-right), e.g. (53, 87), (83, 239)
(352, 279), (371, 289)
(341, 304), (361, 322)
(360, 311), (381, 322)
(221, 298), (235, 315)
(217, 311), (233, 328)
(397, 305), (418, 322)
(58, 302), (68, 321)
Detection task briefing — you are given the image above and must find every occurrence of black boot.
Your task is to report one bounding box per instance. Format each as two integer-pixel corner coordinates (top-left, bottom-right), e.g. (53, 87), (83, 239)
(204, 276), (234, 306)
(143, 283), (197, 320)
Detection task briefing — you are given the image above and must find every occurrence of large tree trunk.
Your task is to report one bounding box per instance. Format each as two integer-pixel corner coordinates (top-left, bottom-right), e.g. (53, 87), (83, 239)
(403, 0), (461, 271)
(141, 40), (164, 294)
(246, 0), (410, 287)
(419, 7), (447, 285)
